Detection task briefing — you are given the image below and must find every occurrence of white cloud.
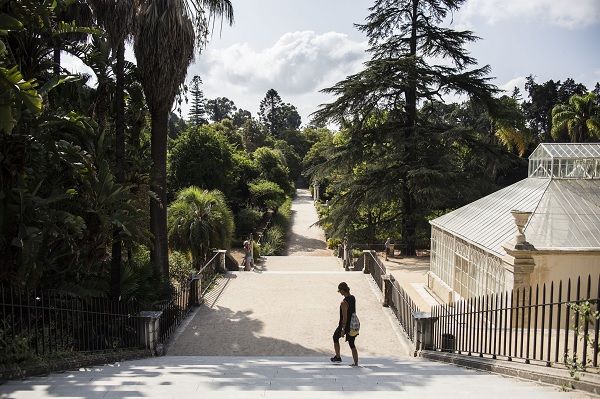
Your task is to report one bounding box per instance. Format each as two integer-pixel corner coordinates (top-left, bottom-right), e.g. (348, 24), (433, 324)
(500, 76), (527, 96)
(187, 31), (368, 123)
(459, 0), (600, 29)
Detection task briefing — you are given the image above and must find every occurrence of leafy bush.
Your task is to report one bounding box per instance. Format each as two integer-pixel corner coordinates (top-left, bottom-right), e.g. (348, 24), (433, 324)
(120, 247), (169, 304)
(352, 249), (362, 258)
(253, 147), (293, 195)
(262, 225), (286, 255)
(327, 238), (341, 249)
(235, 207), (262, 238)
(253, 241), (261, 262)
(0, 322), (35, 365)
(168, 187), (235, 265)
(259, 242), (276, 256)
(248, 179), (285, 210)
(169, 251), (194, 284)
(167, 126), (235, 199)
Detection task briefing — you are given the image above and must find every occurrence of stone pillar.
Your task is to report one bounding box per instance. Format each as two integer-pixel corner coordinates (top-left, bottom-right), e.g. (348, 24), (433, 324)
(501, 210), (536, 329)
(412, 312), (437, 356)
(382, 275), (394, 307)
(363, 250), (372, 274)
(215, 249), (227, 273)
(501, 210), (536, 293)
(190, 274), (202, 306)
(139, 310), (162, 354)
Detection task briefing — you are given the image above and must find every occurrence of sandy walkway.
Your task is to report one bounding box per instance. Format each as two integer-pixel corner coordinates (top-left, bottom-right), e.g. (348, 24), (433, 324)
(167, 256), (411, 358)
(287, 189), (331, 256)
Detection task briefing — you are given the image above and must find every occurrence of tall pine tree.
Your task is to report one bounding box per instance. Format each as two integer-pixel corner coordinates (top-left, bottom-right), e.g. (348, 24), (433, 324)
(313, 0), (496, 254)
(188, 75), (207, 126)
(259, 89), (284, 136)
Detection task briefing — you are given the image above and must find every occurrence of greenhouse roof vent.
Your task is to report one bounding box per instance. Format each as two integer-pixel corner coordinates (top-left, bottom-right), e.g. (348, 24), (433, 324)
(528, 143), (600, 179)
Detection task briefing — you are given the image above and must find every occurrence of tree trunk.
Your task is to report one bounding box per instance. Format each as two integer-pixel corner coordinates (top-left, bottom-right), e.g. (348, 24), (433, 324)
(401, 185), (417, 256)
(110, 42), (126, 299)
(399, 0), (419, 257)
(53, 46), (61, 76)
(150, 110), (169, 278)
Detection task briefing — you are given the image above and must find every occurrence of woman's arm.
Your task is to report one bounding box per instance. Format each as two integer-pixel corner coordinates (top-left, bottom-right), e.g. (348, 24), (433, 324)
(341, 300), (349, 336)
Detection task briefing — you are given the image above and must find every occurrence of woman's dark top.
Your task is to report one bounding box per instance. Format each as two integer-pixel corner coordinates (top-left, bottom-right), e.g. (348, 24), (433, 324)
(339, 295), (356, 332)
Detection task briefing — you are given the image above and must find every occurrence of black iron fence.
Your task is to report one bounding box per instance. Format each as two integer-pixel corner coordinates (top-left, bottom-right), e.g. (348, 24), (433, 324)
(0, 285), (144, 362)
(431, 275), (600, 371)
(350, 242), (430, 257)
(362, 250), (421, 341)
(154, 251), (225, 344)
(387, 278), (421, 342)
(1, 251), (229, 362)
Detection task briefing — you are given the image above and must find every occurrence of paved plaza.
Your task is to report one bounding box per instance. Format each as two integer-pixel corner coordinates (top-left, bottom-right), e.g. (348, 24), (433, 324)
(0, 190), (595, 398)
(2, 356), (592, 399)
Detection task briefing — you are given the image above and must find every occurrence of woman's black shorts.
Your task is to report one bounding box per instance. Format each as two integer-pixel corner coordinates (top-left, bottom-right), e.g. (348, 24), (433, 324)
(333, 325), (356, 349)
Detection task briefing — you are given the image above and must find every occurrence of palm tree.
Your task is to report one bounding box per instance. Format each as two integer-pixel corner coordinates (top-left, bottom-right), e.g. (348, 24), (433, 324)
(551, 92), (600, 143)
(134, 0), (233, 277)
(168, 187), (234, 266)
(53, 0), (94, 75)
(88, 0), (137, 299)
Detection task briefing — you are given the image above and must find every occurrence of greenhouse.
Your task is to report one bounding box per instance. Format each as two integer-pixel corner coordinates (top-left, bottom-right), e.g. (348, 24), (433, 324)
(428, 143), (600, 302)
(528, 143), (600, 179)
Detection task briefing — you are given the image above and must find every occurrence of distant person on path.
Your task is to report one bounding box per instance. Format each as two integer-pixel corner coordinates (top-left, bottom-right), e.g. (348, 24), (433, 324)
(331, 282), (359, 366)
(242, 240), (253, 271)
(384, 237), (392, 260)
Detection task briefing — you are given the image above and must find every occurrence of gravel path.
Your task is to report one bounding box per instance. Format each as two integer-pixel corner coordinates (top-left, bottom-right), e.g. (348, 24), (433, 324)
(287, 189), (331, 256)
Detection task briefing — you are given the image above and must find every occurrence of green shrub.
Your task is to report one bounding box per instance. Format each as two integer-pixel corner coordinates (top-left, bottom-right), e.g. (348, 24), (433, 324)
(120, 247), (167, 304)
(253, 241), (261, 261)
(169, 250), (194, 284)
(248, 179), (285, 210)
(352, 249), (362, 258)
(0, 322), (35, 364)
(263, 225), (286, 255)
(235, 207), (262, 237)
(168, 187), (235, 264)
(260, 242), (276, 256)
(327, 238), (341, 249)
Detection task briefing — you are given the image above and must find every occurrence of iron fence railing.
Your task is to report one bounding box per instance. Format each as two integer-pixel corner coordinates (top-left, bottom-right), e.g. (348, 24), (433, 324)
(155, 251), (225, 344)
(362, 250), (421, 341)
(349, 242), (430, 257)
(0, 285), (144, 361)
(387, 279), (421, 341)
(431, 275), (600, 370)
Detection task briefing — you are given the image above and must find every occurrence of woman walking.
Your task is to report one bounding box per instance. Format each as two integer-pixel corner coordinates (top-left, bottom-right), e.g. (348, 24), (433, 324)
(330, 282), (359, 366)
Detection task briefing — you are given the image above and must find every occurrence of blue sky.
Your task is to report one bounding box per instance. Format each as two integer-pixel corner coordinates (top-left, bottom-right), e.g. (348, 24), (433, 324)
(186, 0), (600, 124)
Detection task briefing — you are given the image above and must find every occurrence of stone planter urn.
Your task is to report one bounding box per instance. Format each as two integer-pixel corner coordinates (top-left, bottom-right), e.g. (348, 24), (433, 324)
(511, 210), (532, 244)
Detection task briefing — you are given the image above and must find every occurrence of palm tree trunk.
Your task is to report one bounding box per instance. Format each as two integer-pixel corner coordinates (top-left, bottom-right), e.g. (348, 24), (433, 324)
(150, 109), (169, 278)
(110, 41), (126, 299)
(53, 46), (61, 75)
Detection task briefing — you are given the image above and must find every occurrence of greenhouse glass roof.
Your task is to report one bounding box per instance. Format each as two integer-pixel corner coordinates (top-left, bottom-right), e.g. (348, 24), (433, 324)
(528, 143), (600, 179)
(430, 178), (600, 256)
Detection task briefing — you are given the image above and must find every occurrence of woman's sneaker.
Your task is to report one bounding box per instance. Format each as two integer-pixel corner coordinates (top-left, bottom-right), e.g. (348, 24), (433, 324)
(330, 356), (342, 363)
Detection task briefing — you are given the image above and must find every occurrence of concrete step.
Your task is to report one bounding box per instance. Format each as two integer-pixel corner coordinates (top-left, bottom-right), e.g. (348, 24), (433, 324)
(256, 255), (342, 272)
(1, 356), (589, 398)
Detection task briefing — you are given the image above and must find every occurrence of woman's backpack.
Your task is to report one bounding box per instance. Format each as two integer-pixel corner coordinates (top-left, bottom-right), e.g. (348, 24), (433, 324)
(349, 312), (360, 336)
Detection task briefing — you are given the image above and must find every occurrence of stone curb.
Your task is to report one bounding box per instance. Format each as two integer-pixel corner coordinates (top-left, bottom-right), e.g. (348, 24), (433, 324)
(419, 350), (600, 396)
(0, 349), (153, 382)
